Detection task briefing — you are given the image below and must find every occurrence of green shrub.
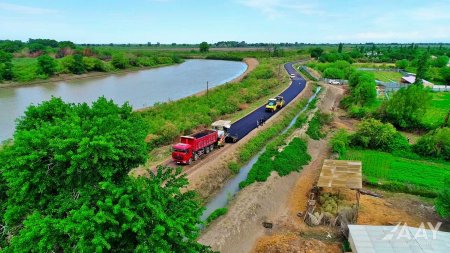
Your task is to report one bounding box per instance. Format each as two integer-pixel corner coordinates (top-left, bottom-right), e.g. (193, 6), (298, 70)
(350, 118), (410, 152)
(293, 114), (308, 128)
(413, 127), (450, 160)
(330, 129), (350, 156)
(380, 84), (432, 129)
(240, 138), (311, 188)
(206, 208), (228, 224)
(323, 67), (344, 79)
(306, 111), (332, 140)
(435, 178), (450, 218)
(111, 53), (128, 69)
(228, 161), (239, 174)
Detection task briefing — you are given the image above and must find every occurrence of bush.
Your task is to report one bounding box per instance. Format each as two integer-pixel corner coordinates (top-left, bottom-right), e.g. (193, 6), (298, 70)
(111, 53), (128, 69)
(206, 208), (228, 224)
(350, 118), (410, 152)
(323, 67), (344, 79)
(395, 59), (409, 69)
(380, 84), (432, 129)
(330, 129), (350, 156)
(347, 71), (377, 106)
(36, 54), (57, 77)
(435, 178), (450, 218)
(240, 138), (311, 188)
(306, 111), (332, 140)
(0, 50), (13, 81)
(413, 127), (450, 160)
(228, 161), (239, 174)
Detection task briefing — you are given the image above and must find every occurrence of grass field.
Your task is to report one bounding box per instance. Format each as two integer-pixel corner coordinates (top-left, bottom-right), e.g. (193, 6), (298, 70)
(342, 149), (450, 194)
(422, 92), (450, 128)
(371, 71), (403, 82)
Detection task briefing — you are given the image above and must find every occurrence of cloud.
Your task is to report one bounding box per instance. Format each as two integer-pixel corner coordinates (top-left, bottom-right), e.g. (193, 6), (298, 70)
(238, 0), (321, 19)
(0, 2), (58, 15)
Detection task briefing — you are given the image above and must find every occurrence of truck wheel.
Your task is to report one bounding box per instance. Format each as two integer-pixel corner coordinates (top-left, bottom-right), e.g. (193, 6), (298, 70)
(210, 144), (214, 151)
(205, 146), (210, 154)
(188, 158), (192, 165)
(194, 153), (199, 161)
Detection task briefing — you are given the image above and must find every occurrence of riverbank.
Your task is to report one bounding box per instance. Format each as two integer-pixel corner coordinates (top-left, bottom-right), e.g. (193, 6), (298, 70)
(0, 62), (182, 89)
(134, 58), (256, 112)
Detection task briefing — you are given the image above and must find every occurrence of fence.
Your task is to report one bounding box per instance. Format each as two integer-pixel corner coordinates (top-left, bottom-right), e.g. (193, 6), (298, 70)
(298, 66), (319, 81)
(376, 81), (450, 92)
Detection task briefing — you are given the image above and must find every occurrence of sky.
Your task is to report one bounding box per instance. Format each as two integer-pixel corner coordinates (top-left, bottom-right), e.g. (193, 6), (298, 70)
(0, 0), (449, 44)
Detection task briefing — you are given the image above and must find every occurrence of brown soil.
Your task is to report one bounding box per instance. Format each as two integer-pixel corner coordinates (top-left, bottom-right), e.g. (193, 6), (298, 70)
(254, 234), (341, 253)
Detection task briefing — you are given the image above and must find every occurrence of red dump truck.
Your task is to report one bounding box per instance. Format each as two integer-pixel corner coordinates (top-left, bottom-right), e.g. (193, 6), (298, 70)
(172, 130), (218, 165)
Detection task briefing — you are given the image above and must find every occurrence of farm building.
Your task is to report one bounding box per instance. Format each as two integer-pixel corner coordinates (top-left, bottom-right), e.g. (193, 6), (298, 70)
(400, 75), (433, 87)
(348, 225), (450, 253)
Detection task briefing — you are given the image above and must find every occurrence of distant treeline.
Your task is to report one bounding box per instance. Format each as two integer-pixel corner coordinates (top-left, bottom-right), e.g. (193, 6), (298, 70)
(2, 39), (450, 52)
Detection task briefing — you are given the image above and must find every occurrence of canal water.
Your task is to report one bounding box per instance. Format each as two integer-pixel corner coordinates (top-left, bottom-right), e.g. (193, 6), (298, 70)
(0, 59), (247, 141)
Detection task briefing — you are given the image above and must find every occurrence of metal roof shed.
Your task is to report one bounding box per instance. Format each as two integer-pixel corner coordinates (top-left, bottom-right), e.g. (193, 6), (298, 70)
(348, 225), (450, 253)
(317, 160), (362, 189)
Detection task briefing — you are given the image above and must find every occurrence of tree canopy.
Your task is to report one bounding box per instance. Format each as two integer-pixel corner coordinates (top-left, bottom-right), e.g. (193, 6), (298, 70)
(0, 97), (211, 252)
(199, 42), (210, 53)
(36, 54), (57, 76)
(380, 84), (431, 128)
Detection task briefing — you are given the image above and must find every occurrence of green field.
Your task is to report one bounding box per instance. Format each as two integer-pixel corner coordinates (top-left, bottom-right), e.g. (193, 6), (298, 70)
(363, 71), (403, 82)
(342, 149), (450, 194)
(422, 92), (450, 128)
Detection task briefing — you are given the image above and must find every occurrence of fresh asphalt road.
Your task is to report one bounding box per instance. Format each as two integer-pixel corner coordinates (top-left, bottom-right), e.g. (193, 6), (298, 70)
(228, 62), (307, 140)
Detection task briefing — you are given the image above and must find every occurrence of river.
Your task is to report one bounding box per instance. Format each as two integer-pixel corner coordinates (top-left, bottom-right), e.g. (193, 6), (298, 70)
(0, 59), (247, 141)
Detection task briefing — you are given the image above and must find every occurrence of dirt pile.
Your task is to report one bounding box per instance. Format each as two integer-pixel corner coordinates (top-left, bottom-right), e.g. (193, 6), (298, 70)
(254, 234), (341, 253)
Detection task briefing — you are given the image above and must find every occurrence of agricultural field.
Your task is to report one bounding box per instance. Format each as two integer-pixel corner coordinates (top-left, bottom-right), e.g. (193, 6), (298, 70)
(371, 71), (403, 82)
(342, 149), (450, 194)
(421, 92), (450, 128)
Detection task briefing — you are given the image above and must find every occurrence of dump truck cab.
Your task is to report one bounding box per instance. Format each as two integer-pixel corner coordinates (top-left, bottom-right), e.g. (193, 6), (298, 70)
(265, 98), (278, 112)
(172, 143), (192, 164)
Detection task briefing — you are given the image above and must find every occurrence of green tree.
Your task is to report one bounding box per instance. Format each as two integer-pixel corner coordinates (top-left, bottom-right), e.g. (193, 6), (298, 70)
(432, 55), (449, 68)
(395, 59), (409, 69)
(413, 127), (450, 160)
(414, 52), (429, 85)
(330, 129), (350, 156)
(199, 42), (210, 53)
(338, 43), (343, 53)
(350, 118), (409, 152)
(309, 47), (324, 58)
(68, 54), (86, 74)
(347, 71), (376, 106)
(380, 84), (432, 128)
(0, 97), (211, 252)
(323, 67), (344, 79)
(441, 67), (450, 84)
(36, 54), (57, 77)
(0, 50), (13, 81)
(435, 178), (450, 218)
(352, 79), (377, 106)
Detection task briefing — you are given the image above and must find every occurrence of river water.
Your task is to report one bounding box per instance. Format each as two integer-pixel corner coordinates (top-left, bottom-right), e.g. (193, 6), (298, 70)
(0, 59), (247, 141)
